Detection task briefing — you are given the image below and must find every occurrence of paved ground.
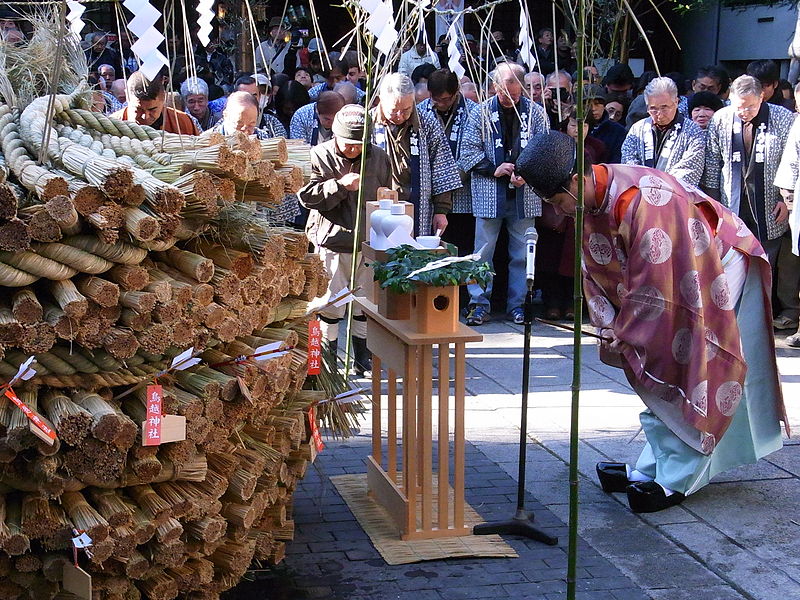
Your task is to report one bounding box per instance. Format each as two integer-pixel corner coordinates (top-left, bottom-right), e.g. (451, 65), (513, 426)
(225, 316), (800, 600)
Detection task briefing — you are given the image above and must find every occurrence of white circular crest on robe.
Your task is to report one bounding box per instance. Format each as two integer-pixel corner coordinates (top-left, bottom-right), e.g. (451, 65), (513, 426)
(631, 285), (666, 321)
(679, 270), (703, 309)
(705, 328), (719, 361)
(588, 233), (613, 265)
(731, 213), (749, 237)
(690, 380), (708, 417)
(639, 175), (672, 206)
(688, 218), (711, 256)
(711, 273), (735, 310)
(639, 228), (673, 264)
(616, 283), (628, 299)
(588, 295), (615, 327)
(671, 328), (693, 365)
(715, 380), (742, 417)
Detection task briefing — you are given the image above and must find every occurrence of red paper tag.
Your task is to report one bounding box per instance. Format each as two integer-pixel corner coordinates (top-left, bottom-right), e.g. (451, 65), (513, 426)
(5, 388), (57, 443)
(308, 319), (322, 375)
(308, 407), (325, 452)
(143, 384), (163, 446)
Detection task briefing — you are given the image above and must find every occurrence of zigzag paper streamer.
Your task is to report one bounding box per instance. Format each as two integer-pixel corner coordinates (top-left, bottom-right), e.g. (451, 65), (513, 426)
(517, 0), (536, 71)
(447, 20), (465, 79)
(123, 0), (168, 81)
(196, 0), (214, 47)
(66, 1), (86, 40)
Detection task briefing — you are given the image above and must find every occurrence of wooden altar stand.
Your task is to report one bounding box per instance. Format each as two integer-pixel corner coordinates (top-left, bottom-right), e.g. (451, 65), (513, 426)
(358, 298), (483, 541)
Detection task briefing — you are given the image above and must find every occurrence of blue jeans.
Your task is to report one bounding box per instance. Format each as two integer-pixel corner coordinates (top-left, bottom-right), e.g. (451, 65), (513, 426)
(468, 200), (535, 313)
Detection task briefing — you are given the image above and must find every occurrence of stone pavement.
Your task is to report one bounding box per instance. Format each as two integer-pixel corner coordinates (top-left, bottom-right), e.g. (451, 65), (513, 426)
(225, 318), (800, 600)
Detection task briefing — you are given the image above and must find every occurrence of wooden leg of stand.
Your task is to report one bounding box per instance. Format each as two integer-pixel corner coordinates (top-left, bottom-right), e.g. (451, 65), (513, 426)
(454, 342), (466, 530)
(387, 369), (397, 483)
(371, 355), (382, 465)
(403, 345), (418, 535)
(438, 343), (450, 530)
(419, 344), (433, 532)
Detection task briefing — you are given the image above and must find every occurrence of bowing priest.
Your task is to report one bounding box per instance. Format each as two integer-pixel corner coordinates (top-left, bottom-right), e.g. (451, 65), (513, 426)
(516, 130), (789, 513)
(621, 77), (706, 186)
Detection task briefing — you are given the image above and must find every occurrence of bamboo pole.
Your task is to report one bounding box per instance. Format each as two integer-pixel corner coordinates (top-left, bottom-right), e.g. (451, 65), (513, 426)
(567, 0), (587, 594)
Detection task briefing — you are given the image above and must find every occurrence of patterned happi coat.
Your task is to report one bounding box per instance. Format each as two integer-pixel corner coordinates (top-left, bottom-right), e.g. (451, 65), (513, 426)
(290, 103), (329, 146)
(459, 95), (548, 219)
(417, 95), (476, 213)
(369, 107), (462, 236)
(583, 163), (787, 455)
(621, 115), (706, 186)
(702, 103), (795, 241)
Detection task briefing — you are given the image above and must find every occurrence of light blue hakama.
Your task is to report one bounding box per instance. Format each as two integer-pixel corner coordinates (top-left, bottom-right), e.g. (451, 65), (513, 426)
(633, 258), (784, 495)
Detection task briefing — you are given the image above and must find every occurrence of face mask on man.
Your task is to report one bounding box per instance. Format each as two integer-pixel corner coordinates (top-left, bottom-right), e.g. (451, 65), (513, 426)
(259, 95), (269, 110)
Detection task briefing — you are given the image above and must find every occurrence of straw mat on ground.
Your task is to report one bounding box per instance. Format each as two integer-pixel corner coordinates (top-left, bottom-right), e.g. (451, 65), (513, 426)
(330, 473), (517, 565)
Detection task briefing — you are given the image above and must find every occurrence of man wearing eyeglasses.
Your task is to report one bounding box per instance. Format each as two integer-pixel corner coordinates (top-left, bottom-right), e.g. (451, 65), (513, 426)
(621, 77), (706, 186)
(370, 72), (461, 237)
(703, 75), (796, 265)
(515, 130), (788, 513)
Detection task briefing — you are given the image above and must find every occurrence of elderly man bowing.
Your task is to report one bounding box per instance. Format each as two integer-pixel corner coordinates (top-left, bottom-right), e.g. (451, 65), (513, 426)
(459, 61), (549, 326)
(517, 130), (788, 513)
(621, 77), (706, 186)
(370, 73), (461, 237)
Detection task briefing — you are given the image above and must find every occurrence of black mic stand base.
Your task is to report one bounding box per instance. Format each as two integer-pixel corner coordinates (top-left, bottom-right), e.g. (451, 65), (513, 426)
(471, 284), (558, 546)
(473, 509), (558, 545)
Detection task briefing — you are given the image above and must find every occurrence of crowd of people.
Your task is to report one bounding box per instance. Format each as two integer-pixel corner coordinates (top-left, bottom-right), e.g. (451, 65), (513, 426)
(67, 18), (800, 366)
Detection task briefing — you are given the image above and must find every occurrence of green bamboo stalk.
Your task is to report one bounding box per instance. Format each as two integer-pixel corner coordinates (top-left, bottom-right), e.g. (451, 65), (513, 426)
(567, 0), (587, 595)
(344, 33), (375, 378)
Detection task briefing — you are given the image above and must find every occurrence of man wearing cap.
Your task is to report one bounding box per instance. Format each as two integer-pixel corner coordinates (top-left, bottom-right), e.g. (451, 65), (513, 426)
(255, 17), (297, 75)
(516, 129), (788, 513)
(689, 91), (724, 130)
(398, 36), (440, 78)
(585, 84), (626, 163)
(621, 77), (706, 186)
(459, 62), (548, 325)
(703, 75), (795, 265)
(370, 72), (461, 238)
(299, 105), (392, 377)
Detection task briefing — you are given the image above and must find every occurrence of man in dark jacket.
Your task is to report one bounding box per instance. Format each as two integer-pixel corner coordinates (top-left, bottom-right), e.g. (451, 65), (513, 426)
(299, 104), (392, 376)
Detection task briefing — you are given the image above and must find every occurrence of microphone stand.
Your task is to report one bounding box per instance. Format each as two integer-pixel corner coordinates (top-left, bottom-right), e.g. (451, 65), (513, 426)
(473, 279), (558, 545)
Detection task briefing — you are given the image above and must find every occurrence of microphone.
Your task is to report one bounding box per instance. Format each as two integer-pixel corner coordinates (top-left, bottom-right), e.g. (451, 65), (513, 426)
(525, 227), (538, 283)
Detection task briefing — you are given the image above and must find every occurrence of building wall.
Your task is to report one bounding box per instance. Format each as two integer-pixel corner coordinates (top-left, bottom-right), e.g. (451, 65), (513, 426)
(678, 1), (796, 78)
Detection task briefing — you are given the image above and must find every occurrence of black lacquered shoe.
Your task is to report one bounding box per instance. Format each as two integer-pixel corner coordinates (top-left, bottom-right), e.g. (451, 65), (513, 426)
(626, 481), (685, 513)
(596, 462), (629, 493)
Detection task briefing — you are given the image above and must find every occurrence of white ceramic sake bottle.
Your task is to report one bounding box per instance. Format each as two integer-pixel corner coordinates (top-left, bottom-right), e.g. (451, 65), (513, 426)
(381, 204), (414, 248)
(369, 199), (394, 250)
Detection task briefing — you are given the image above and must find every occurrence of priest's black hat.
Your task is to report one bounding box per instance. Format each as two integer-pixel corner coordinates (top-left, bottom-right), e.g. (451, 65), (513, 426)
(515, 131), (576, 199)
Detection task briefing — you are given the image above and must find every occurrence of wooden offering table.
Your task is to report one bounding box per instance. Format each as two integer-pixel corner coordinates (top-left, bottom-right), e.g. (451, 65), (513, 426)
(358, 299), (482, 540)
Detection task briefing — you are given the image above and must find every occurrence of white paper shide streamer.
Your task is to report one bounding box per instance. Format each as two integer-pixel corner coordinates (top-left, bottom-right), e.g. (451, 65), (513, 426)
(123, 0), (169, 81)
(196, 0), (214, 47)
(517, 0), (536, 71)
(360, 0), (398, 55)
(446, 20), (465, 79)
(66, 1), (86, 40)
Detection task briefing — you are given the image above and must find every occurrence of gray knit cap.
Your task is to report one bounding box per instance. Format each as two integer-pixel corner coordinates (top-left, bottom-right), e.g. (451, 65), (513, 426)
(332, 104), (366, 144)
(515, 130), (576, 199)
